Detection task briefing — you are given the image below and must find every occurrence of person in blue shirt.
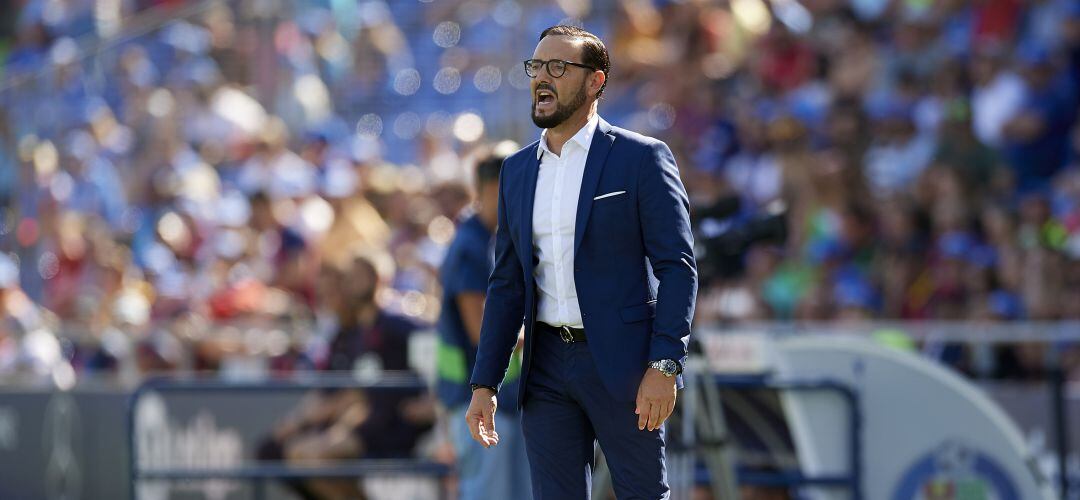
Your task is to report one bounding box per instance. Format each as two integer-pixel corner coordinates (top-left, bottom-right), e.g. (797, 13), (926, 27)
(1001, 44), (1079, 193)
(437, 152), (532, 500)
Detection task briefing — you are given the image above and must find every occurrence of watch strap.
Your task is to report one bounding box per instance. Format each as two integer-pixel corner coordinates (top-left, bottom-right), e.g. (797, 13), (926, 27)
(649, 359), (681, 376)
(470, 383), (498, 393)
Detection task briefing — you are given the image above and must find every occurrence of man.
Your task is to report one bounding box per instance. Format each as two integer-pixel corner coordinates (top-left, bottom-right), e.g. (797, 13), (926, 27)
(259, 253), (434, 500)
(436, 152), (532, 499)
(466, 25), (698, 500)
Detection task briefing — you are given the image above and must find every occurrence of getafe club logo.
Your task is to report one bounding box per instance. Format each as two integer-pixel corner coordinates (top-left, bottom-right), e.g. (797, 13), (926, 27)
(892, 440), (1020, 500)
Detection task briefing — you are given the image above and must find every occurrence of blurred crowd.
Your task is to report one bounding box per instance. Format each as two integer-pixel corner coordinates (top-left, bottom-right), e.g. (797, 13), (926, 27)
(1, 0), (1080, 389)
(681, 0), (1080, 333)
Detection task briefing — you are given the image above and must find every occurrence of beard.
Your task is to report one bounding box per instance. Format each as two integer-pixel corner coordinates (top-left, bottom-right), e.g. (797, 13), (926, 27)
(531, 79), (587, 129)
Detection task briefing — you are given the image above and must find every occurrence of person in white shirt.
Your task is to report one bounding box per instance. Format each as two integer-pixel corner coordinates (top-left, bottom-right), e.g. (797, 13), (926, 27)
(466, 25), (698, 500)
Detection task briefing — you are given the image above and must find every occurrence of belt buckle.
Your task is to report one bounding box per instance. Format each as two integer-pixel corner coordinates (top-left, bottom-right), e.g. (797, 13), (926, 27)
(558, 326), (574, 344)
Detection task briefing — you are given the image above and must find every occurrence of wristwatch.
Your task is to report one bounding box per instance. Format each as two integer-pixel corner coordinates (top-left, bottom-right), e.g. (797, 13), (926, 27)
(648, 359), (682, 377)
(471, 383), (497, 393)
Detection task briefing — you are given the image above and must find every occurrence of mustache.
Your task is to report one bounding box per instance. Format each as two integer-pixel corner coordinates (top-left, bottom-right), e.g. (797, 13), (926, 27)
(534, 84), (557, 96)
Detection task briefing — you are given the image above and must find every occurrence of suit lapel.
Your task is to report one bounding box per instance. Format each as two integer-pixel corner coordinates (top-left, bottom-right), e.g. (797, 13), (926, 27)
(520, 142), (541, 277)
(574, 118), (615, 256)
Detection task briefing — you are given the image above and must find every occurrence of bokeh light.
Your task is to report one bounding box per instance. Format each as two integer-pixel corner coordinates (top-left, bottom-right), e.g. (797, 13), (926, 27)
(157, 212), (189, 249)
(402, 290), (427, 317)
(428, 216), (455, 245)
(732, 0), (772, 35)
(508, 63), (530, 90)
(425, 111), (453, 138)
(356, 113), (384, 138)
(147, 88), (175, 117)
(474, 66), (502, 93)
(33, 141), (58, 177)
(394, 112), (423, 139)
(492, 0), (522, 26)
(433, 67), (462, 94)
(453, 112), (485, 143)
(649, 103), (677, 131)
(299, 196), (335, 235)
(432, 21), (461, 48)
(49, 172), (74, 202)
(393, 68), (422, 96)
(38, 252), (60, 280)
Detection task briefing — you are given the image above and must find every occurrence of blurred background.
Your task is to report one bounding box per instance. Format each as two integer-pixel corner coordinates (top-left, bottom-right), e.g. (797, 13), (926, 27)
(0, 0), (1079, 499)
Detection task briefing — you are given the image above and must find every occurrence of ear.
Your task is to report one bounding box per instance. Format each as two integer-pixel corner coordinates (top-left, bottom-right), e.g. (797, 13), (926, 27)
(590, 70), (606, 98)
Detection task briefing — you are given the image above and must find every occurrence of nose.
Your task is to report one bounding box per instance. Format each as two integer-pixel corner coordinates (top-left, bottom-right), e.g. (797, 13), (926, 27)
(533, 66), (553, 87)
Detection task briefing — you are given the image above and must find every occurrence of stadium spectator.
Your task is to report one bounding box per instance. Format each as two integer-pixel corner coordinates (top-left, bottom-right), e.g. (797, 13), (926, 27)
(257, 252), (435, 498)
(1000, 43), (1078, 192)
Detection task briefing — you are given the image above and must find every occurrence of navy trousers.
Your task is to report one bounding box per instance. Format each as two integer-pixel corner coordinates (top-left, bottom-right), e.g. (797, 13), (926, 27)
(521, 324), (669, 500)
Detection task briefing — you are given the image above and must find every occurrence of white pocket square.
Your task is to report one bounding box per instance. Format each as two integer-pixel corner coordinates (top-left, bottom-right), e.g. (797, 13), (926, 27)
(593, 190), (626, 201)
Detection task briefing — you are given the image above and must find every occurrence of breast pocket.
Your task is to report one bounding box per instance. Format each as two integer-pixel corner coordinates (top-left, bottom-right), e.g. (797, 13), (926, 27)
(592, 189), (634, 243)
(593, 190), (627, 202)
(592, 189), (631, 212)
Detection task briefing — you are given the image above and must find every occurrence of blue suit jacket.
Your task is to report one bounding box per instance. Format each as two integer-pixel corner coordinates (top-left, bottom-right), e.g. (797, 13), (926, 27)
(470, 118), (698, 406)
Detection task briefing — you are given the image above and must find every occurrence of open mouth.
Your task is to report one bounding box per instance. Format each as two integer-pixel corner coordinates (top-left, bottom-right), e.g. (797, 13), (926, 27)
(535, 89), (556, 109)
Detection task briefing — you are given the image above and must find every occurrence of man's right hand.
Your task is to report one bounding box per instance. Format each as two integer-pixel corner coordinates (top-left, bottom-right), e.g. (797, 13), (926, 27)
(465, 387), (499, 448)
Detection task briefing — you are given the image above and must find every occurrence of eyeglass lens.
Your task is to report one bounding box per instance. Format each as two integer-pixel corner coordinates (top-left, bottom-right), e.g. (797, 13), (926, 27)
(525, 60), (567, 78)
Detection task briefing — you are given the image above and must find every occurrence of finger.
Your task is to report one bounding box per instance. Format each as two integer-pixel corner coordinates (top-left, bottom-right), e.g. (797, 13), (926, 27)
(660, 400), (675, 426)
(480, 405), (498, 447)
(648, 401), (662, 431)
(482, 403), (497, 438)
(482, 428), (500, 447)
(467, 412), (484, 444)
(477, 421), (490, 448)
(637, 398), (648, 430)
(665, 392), (678, 423)
(480, 423), (499, 448)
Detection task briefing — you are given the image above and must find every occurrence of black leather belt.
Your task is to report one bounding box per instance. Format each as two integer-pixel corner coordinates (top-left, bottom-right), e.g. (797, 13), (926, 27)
(538, 323), (587, 343)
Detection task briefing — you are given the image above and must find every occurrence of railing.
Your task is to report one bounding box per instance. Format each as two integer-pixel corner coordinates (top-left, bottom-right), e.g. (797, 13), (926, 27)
(12, 321), (1077, 499)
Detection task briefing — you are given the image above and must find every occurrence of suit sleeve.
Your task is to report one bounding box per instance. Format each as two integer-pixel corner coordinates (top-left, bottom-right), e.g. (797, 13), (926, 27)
(469, 164), (526, 391)
(637, 141), (698, 367)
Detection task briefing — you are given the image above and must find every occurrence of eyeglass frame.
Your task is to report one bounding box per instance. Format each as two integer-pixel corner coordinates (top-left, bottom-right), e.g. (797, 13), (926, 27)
(523, 58), (600, 79)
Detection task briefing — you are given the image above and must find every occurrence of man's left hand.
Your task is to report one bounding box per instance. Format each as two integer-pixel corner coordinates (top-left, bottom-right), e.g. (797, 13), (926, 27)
(635, 368), (677, 431)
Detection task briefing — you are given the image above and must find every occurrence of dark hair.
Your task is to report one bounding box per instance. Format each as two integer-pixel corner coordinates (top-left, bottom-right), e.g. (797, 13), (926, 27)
(475, 154), (505, 188)
(539, 25), (610, 98)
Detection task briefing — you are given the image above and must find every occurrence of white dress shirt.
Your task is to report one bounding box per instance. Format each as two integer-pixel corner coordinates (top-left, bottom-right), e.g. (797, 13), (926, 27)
(532, 114), (599, 328)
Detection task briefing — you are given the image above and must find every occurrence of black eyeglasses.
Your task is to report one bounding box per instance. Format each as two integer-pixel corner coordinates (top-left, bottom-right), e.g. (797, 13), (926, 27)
(523, 58), (598, 79)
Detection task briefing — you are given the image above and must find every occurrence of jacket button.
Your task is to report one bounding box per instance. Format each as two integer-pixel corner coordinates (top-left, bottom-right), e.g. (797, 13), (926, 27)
(575, 267), (581, 272)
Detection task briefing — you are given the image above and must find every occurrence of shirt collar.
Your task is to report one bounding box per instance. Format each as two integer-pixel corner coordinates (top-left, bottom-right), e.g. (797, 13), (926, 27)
(537, 114), (601, 160)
